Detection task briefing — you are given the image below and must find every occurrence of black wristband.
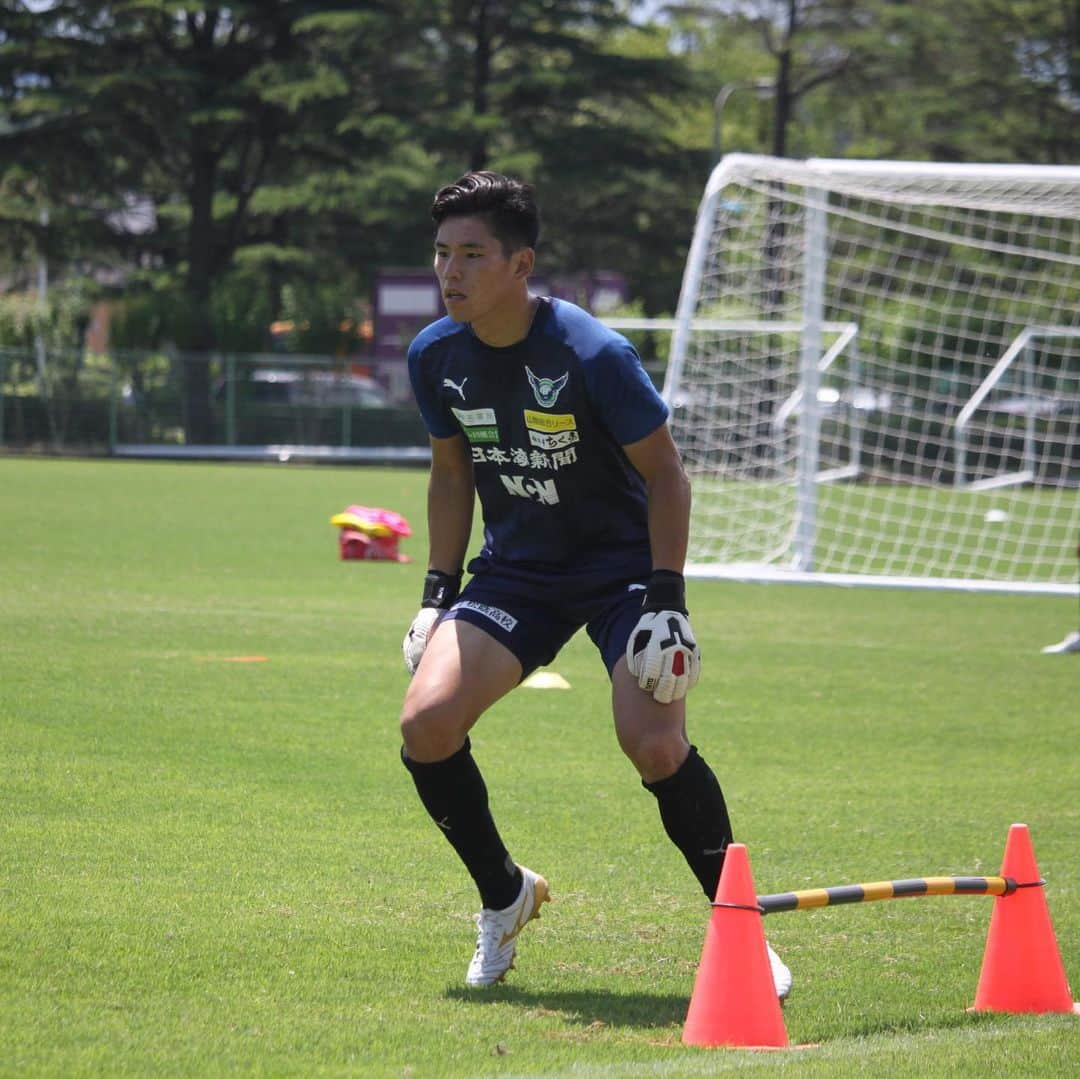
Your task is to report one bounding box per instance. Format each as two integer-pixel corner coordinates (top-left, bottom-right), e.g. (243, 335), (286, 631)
(642, 569), (687, 614)
(421, 569), (462, 610)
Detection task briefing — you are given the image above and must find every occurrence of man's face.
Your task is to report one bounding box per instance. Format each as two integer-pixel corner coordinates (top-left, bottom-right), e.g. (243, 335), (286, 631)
(433, 215), (526, 325)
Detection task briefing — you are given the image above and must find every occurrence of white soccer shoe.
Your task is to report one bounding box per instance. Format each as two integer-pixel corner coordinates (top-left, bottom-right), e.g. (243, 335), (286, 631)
(1042, 630), (1080, 655)
(465, 865), (550, 987)
(767, 941), (793, 1001)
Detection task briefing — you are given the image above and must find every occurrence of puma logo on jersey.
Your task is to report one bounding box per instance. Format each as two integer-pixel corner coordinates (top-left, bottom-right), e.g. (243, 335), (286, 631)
(442, 376), (468, 401)
(526, 366), (568, 408)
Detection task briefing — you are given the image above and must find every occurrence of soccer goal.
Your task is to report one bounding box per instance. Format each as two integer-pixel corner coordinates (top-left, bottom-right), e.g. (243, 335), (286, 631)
(661, 156), (1080, 594)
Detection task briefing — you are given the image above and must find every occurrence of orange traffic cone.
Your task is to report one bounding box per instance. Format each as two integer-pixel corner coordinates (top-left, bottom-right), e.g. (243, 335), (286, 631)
(972, 823), (1078, 1014)
(682, 843), (789, 1049)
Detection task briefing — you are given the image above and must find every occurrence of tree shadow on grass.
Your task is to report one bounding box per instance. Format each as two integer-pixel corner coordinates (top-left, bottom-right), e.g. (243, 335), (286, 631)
(446, 985), (687, 1029)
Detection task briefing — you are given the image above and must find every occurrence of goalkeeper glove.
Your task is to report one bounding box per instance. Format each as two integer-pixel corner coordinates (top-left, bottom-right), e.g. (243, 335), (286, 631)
(625, 570), (701, 704)
(403, 569), (461, 675)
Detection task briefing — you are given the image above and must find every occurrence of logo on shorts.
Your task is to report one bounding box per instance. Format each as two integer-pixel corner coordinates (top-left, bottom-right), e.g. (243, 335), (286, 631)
(454, 600), (518, 632)
(526, 366), (569, 408)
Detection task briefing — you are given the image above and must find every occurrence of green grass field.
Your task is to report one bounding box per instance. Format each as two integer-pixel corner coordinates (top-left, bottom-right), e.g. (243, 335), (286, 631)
(1, 457), (1077, 1077)
(687, 476), (1079, 584)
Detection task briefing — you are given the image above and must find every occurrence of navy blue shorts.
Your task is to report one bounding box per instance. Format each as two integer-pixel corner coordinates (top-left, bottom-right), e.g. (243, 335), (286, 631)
(440, 556), (651, 680)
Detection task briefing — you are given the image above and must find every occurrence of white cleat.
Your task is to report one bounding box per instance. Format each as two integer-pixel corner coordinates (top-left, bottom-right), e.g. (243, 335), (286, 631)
(767, 941), (793, 1001)
(465, 865), (550, 987)
(1042, 630), (1080, 655)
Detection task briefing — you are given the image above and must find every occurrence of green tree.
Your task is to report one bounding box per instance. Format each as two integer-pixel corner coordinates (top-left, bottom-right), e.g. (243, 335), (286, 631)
(1, 1), (388, 440)
(668, 0), (1080, 163)
(407, 1), (704, 312)
(279, 1), (707, 314)
(662, 1), (863, 159)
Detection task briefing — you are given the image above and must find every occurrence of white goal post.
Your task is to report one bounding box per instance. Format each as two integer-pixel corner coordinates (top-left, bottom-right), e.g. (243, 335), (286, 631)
(655, 155), (1080, 594)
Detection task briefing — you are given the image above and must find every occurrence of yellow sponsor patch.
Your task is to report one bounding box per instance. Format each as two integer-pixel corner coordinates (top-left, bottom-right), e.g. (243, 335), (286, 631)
(523, 410), (576, 432)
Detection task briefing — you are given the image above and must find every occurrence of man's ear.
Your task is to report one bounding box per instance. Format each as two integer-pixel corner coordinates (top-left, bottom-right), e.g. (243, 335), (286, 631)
(514, 247), (535, 279)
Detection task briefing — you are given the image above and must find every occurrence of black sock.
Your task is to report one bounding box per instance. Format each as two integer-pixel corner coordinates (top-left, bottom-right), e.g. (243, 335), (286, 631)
(643, 744), (732, 900)
(401, 738), (523, 910)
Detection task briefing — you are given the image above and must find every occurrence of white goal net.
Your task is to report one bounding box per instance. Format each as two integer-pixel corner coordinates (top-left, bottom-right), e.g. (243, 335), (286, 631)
(662, 156), (1080, 594)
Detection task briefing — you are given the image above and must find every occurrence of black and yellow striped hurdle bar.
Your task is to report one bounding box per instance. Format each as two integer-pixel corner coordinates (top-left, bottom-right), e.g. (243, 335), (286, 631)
(712, 875), (1045, 914)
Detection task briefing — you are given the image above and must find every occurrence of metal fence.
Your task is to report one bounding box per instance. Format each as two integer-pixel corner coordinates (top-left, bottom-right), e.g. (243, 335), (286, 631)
(0, 348), (430, 458)
(0, 332), (671, 459)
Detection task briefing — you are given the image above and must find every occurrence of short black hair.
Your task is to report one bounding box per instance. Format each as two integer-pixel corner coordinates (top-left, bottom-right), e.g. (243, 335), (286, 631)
(431, 171), (540, 255)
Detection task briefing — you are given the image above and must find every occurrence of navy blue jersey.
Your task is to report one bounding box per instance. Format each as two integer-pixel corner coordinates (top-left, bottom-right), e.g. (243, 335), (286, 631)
(407, 297), (668, 573)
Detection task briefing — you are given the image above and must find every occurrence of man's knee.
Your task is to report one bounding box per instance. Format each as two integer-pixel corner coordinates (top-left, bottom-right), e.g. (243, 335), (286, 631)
(400, 685), (470, 762)
(619, 727), (689, 784)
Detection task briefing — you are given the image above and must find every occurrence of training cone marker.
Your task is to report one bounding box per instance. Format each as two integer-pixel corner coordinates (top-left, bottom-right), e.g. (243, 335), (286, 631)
(682, 843), (789, 1049)
(972, 823), (1078, 1014)
(521, 670), (571, 690)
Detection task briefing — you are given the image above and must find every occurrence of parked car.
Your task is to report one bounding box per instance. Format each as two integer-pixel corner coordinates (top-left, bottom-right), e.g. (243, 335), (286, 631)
(217, 368), (390, 408)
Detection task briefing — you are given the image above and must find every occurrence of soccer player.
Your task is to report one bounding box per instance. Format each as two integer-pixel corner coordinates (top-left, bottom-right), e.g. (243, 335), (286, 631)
(399, 171), (790, 997)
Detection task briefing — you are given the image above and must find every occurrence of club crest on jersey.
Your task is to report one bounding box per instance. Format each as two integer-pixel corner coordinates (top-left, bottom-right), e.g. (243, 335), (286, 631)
(526, 366), (568, 408)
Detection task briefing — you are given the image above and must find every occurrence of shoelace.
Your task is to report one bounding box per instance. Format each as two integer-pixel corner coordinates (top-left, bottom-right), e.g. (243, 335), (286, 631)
(473, 912), (504, 950)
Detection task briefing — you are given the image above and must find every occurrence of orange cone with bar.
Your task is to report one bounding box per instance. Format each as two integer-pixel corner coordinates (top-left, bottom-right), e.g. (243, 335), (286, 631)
(972, 823), (1078, 1014)
(683, 843), (789, 1048)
